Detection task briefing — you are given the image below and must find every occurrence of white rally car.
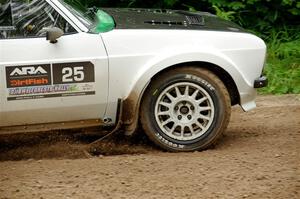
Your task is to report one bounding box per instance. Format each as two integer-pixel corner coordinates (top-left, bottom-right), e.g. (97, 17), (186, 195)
(0, 0), (267, 151)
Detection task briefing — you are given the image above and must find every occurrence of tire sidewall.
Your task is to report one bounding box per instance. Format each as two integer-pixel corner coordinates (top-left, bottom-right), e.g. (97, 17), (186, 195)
(146, 71), (227, 151)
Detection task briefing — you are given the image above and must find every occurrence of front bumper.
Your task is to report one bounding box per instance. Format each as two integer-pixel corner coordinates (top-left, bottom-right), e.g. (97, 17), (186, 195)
(254, 76), (268, 88)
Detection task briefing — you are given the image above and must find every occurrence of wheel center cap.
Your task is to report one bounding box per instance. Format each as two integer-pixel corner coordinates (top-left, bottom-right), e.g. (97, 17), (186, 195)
(180, 106), (189, 114)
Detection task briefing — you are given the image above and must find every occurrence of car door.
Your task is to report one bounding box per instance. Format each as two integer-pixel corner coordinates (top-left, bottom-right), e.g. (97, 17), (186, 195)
(0, 0), (108, 127)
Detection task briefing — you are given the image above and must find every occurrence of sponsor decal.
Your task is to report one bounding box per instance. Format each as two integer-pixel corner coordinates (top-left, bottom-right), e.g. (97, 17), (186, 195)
(6, 64), (51, 88)
(8, 85), (76, 96)
(5, 62), (96, 101)
(53, 62), (95, 84)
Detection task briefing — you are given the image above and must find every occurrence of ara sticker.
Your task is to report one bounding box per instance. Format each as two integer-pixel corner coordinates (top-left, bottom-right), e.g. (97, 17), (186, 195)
(6, 64), (51, 88)
(5, 62), (96, 101)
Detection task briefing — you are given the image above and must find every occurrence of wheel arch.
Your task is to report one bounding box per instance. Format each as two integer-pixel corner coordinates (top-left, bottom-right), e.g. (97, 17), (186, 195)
(151, 62), (240, 106)
(122, 61), (240, 135)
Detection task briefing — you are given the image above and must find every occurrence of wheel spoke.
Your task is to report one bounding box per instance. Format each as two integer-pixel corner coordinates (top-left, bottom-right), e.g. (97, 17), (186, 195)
(169, 124), (177, 134)
(180, 125), (185, 137)
(161, 118), (172, 126)
(198, 114), (210, 121)
(184, 85), (189, 96)
(158, 111), (170, 116)
(191, 90), (199, 99)
(199, 106), (212, 111)
(159, 101), (171, 108)
(166, 93), (175, 101)
(175, 86), (181, 97)
(195, 121), (205, 130)
(197, 97), (208, 104)
(188, 125), (195, 134)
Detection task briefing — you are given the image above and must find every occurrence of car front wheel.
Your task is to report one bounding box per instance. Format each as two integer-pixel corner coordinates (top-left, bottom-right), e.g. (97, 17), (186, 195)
(140, 67), (231, 151)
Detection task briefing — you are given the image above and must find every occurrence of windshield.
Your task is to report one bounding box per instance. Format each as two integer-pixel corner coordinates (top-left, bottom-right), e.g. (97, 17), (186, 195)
(59, 0), (94, 28)
(59, 0), (115, 33)
(0, 1), (13, 28)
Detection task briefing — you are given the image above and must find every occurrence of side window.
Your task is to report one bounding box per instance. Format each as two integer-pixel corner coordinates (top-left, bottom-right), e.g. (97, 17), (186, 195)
(0, 0), (77, 39)
(0, 1), (15, 39)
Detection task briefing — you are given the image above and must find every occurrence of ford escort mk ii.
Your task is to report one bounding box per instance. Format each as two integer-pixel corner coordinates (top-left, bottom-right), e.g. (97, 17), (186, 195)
(0, 0), (267, 151)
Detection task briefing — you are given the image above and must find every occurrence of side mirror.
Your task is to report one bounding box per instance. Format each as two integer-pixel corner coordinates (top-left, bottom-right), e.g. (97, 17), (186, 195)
(45, 27), (64, 44)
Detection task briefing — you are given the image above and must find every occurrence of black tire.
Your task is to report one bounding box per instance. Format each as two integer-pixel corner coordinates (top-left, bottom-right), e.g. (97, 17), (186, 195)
(140, 67), (231, 152)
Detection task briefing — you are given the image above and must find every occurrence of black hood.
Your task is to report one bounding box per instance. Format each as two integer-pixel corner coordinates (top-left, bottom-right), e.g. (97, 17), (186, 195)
(101, 8), (245, 32)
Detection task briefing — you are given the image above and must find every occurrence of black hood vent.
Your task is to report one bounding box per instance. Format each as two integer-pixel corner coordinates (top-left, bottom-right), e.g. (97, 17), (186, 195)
(129, 8), (174, 14)
(144, 20), (187, 26)
(186, 15), (205, 26)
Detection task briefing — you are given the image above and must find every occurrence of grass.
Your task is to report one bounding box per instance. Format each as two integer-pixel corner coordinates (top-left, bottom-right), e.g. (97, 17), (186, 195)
(258, 31), (300, 94)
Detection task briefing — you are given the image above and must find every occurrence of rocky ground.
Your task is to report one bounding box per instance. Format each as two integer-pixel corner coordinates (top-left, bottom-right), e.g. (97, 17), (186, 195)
(0, 95), (299, 199)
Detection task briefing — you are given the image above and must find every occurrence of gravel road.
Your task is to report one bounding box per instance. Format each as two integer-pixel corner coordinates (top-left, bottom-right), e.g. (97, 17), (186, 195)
(0, 95), (299, 199)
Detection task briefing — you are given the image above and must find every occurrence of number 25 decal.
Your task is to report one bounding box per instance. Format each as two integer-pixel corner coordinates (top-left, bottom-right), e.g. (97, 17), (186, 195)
(53, 62), (94, 84)
(62, 67), (85, 82)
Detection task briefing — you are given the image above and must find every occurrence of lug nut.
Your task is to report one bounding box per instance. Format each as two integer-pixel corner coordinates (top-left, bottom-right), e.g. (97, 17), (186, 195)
(178, 115), (182, 120)
(187, 115), (192, 120)
(190, 106), (194, 110)
(174, 106), (179, 111)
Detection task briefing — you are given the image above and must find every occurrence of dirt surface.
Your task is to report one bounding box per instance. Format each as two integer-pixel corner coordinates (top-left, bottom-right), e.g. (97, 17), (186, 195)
(0, 95), (299, 199)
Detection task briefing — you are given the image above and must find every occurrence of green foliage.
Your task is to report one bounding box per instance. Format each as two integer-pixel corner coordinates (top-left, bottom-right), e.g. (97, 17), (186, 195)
(163, 0), (177, 7)
(259, 35), (300, 94)
(203, 0), (300, 43)
(258, 27), (300, 94)
(212, 5), (235, 21)
(260, 54), (300, 94)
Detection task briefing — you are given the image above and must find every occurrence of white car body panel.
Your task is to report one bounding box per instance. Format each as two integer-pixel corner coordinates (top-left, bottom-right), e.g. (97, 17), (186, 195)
(0, 0), (267, 133)
(102, 30), (266, 123)
(0, 33), (108, 127)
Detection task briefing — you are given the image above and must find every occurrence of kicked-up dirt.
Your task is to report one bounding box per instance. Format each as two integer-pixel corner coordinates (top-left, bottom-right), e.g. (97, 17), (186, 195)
(0, 94), (299, 199)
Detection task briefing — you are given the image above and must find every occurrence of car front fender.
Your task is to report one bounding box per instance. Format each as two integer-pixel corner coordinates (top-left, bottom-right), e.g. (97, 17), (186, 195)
(121, 47), (251, 134)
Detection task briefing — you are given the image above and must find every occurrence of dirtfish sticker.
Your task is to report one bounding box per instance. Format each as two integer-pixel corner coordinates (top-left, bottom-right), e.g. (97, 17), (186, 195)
(6, 64), (51, 88)
(5, 62), (96, 101)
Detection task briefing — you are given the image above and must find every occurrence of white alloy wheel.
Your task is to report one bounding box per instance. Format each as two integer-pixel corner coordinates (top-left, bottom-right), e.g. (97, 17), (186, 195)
(154, 82), (215, 141)
(141, 67), (231, 151)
